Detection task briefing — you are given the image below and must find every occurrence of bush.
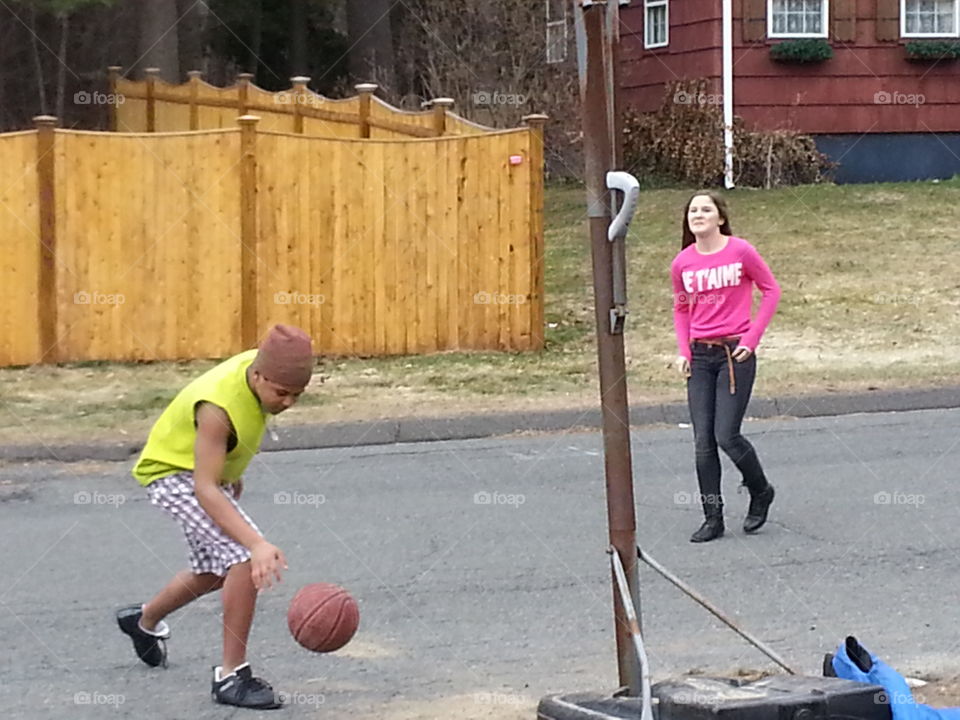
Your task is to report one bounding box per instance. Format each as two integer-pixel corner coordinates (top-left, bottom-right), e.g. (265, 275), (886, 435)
(769, 38), (833, 63)
(904, 41), (960, 61)
(732, 121), (835, 187)
(622, 79), (726, 187)
(622, 79), (834, 188)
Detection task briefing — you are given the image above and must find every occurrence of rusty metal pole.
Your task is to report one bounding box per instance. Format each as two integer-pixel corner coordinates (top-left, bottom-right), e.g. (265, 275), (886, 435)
(577, 0), (641, 696)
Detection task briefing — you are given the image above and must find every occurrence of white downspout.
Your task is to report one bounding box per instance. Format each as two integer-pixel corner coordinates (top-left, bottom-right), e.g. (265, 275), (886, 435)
(722, 0), (735, 189)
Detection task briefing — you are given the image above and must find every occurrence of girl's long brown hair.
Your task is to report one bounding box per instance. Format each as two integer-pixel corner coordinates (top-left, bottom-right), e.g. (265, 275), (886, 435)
(681, 191), (733, 249)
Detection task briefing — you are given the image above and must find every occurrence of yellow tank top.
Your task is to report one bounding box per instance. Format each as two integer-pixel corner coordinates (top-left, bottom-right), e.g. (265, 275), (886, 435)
(132, 350), (267, 486)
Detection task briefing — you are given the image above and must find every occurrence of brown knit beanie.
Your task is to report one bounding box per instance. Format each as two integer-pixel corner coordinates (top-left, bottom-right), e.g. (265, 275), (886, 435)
(252, 324), (314, 388)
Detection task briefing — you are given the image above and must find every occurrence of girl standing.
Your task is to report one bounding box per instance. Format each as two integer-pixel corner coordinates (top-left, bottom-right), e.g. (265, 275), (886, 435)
(671, 192), (781, 543)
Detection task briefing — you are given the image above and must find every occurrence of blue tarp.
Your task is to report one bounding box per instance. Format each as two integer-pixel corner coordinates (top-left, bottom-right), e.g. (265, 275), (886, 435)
(832, 637), (960, 720)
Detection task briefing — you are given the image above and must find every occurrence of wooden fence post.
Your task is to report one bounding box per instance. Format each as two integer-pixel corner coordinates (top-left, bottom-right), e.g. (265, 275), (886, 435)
(355, 83), (378, 138)
(431, 98), (455, 136)
(187, 70), (202, 130)
(237, 72), (255, 116)
(291, 76), (311, 134)
(144, 67), (159, 132)
(238, 115), (260, 350)
(34, 115), (59, 363)
(522, 113), (549, 350)
(107, 66), (122, 132)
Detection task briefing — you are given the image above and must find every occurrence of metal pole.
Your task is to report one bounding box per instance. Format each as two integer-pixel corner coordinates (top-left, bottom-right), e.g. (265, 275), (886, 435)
(638, 547), (801, 675)
(578, 0), (641, 695)
(609, 548), (653, 720)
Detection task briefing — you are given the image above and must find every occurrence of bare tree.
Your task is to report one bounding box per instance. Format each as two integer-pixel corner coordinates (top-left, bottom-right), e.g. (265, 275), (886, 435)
(398, 0), (580, 175)
(54, 10), (68, 118)
(136, 0), (179, 81)
(176, 0), (208, 75)
(290, 0), (306, 76)
(346, 0), (395, 89)
(29, 5), (49, 114)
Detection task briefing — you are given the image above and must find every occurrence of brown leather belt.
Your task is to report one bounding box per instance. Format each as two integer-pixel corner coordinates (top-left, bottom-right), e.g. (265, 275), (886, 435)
(691, 337), (741, 394)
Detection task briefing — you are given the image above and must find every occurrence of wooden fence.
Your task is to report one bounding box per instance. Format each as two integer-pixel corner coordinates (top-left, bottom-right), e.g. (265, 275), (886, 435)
(110, 68), (495, 139)
(0, 114), (547, 366)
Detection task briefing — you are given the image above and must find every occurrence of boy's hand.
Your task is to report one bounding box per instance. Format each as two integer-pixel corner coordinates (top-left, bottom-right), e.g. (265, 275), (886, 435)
(250, 541), (287, 590)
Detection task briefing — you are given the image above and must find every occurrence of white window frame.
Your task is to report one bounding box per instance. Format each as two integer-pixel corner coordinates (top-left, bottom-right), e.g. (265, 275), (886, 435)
(767, 0), (829, 38)
(901, 0), (960, 38)
(546, 0), (568, 64)
(644, 0), (669, 49)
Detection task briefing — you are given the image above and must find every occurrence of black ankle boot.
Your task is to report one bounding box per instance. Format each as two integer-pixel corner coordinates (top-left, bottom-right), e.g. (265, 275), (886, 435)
(743, 484), (775, 533)
(690, 516), (724, 543)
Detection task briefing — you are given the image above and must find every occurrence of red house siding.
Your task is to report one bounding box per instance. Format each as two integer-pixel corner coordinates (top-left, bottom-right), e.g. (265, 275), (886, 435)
(619, 0), (960, 134)
(619, 2), (723, 112)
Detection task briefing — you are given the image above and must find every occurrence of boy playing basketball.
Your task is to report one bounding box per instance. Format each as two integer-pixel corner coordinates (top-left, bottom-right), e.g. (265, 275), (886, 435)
(117, 324), (314, 710)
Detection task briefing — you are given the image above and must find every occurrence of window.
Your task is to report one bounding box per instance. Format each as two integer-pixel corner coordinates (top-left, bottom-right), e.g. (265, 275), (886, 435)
(902, 0), (959, 37)
(645, 0), (669, 49)
(546, 0), (567, 64)
(768, 0), (829, 38)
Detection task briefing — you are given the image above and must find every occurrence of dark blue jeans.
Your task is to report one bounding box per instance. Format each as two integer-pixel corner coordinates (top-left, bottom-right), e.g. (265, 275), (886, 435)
(687, 341), (769, 519)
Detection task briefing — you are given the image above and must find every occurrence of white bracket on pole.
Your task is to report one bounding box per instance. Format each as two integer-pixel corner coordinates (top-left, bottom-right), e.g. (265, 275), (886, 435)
(606, 171), (639, 334)
(606, 171), (639, 242)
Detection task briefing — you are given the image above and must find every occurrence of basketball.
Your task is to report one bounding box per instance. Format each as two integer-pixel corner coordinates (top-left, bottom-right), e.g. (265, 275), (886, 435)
(287, 583), (359, 653)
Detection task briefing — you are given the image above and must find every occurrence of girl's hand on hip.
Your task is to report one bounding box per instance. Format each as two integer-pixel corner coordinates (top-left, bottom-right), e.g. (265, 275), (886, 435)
(675, 356), (691, 378)
(732, 346), (753, 362)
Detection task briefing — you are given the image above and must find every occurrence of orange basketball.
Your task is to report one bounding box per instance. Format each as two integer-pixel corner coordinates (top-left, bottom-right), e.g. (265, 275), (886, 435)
(287, 583), (359, 653)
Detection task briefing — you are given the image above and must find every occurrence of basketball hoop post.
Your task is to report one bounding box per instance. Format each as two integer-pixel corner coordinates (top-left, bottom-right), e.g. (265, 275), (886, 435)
(576, 0), (642, 696)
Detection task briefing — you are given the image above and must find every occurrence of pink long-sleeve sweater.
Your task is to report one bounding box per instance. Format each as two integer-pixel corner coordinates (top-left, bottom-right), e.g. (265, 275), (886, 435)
(671, 236), (781, 362)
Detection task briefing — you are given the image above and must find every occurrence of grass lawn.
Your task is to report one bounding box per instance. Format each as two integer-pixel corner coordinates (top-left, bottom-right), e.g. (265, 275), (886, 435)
(2, 178), (959, 445)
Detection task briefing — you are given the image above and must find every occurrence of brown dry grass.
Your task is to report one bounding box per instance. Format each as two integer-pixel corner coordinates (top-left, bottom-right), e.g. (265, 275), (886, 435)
(2, 179), (959, 446)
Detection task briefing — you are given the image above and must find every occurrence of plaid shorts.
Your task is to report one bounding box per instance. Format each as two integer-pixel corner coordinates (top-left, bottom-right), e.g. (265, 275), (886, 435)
(146, 472), (262, 577)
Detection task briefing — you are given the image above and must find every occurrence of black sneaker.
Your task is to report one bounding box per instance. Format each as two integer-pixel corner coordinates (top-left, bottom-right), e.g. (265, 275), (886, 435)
(690, 517), (724, 543)
(743, 484), (775, 534)
(116, 605), (170, 668)
(212, 663), (282, 709)
(823, 652), (837, 677)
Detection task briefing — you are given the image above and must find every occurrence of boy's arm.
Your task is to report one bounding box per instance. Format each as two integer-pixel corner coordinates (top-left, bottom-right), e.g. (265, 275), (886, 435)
(193, 402), (263, 549)
(193, 402), (286, 588)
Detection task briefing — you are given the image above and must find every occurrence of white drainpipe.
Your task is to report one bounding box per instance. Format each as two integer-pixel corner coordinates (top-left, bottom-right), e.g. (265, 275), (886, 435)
(722, 0), (735, 189)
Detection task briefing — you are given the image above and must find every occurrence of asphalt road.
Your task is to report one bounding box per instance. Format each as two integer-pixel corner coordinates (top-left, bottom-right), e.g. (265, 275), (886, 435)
(2, 408), (959, 719)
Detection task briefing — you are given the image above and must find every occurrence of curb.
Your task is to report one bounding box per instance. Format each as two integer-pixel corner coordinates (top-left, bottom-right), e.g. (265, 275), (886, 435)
(2, 387), (958, 465)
